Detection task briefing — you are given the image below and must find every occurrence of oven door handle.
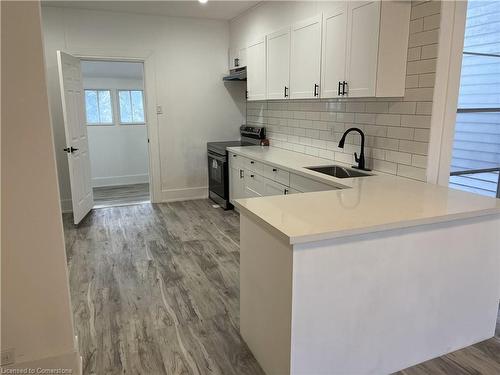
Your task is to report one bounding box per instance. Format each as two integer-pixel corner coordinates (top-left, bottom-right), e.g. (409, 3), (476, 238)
(208, 152), (226, 162)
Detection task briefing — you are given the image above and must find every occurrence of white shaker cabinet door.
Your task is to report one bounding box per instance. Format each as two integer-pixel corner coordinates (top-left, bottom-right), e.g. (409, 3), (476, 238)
(238, 47), (247, 68)
(290, 14), (322, 99)
(321, 3), (348, 98)
(229, 165), (245, 203)
(267, 27), (291, 100)
(246, 37), (267, 101)
(345, 1), (381, 97)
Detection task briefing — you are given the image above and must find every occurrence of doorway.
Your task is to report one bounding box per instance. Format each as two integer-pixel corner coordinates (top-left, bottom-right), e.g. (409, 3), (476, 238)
(57, 51), (154, 223)
(80, 60), (151, 208)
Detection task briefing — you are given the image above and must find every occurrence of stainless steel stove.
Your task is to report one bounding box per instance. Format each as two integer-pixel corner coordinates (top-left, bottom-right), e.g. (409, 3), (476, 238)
(207, 125), (266, 209)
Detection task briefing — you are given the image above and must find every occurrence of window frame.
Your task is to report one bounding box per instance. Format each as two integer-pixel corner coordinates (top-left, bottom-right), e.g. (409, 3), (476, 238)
(456, 51), (500, 114)
(84, 89), (114, 126)
(117, 89), (146, 125)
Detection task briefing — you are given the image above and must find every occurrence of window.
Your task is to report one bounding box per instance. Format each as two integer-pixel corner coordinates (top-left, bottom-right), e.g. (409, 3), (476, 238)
(84, 90), (113, 125)
(448, 1), (500, 198)
(118, 90), (145, 124)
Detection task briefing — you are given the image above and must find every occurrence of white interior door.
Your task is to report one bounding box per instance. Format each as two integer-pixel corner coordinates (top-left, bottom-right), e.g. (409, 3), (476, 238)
(321, 4), (348, 98)
(290, 14), (322, 99)
(57, 51), (93, 224)
(267, 27), (291, 100)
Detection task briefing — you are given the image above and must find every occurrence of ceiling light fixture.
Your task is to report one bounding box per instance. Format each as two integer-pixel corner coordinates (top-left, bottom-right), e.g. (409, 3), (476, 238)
(199, 0), (208, 3)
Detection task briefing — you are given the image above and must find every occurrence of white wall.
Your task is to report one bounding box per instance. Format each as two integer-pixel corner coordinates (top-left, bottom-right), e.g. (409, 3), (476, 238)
(82, 75), (149, 187)
(1, 1), (79, 372)
(41, 6), (246, 210)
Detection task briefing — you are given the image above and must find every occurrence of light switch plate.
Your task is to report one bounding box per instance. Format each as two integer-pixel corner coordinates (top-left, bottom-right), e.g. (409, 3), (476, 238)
(1, 348), (15, 366)
(156, 105), (163, 115)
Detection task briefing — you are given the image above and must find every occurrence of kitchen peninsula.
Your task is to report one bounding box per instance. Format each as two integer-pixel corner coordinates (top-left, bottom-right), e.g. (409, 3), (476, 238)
(230, 146), (500, 375)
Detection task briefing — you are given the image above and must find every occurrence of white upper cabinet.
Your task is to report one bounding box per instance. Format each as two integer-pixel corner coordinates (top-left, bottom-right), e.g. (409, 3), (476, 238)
(238, 47), (247, 68)
(321, 3), (348, 99)
(229, 47), (237, 70)
(246, 37), (267, 101)
(345, 1), (381, 97)
(229, 46), (247, 69)
(236, 1), (411, 100)
(266, 27), (291, 100)
(344, 0), (411, 98)
(290, 14), (322, 99)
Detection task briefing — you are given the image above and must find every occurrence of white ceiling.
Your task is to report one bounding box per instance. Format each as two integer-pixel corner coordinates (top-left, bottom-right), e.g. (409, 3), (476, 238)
(81, 60), (144, 80)
(42, 1), (260, 21)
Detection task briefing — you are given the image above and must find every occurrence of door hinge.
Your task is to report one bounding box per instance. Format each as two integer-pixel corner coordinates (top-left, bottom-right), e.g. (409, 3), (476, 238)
(63, 146), (78, 153)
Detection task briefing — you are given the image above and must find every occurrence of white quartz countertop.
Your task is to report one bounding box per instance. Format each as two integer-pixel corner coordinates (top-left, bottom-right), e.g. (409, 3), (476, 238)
(228, 146), (500, 244)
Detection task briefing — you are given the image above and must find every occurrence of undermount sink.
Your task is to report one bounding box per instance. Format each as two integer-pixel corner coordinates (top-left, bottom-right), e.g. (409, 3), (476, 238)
(306, 165), (372, 179)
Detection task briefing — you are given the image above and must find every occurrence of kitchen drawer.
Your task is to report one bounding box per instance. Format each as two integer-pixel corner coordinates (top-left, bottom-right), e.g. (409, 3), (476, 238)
(262, 177), (288, 197)
(229, 152), (244, 169)
(244, 157), (264, 173)
(262, 164), (290, 186)
(290, 173), (337, 192)
(245, 186), (262, 198)
(245, 169), (265, 195)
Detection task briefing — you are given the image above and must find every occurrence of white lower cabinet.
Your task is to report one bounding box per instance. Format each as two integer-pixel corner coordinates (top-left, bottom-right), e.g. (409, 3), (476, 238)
(229, 164), (245, 204)
(245, 170), (265, 197)
(229, 152), (337, 201)
(263, 177), (288, 196)
(290, 173), (337, 193)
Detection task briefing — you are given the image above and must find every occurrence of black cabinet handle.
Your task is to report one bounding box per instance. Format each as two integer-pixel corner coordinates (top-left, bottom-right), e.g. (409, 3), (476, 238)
(272, 168), (277, 172)
(250, 161), (254, 164)
(250, 174), (254, 178)
(314, 84), (319, 97)
(342, 81), (347, 96)
(338, 81), (342, 96)
(233, 154), (237, 157)
(284, 86), (289, 98)
(284, 189), (289, 195)
(239, 169), (244, 178)
(245, 90), (248, 99)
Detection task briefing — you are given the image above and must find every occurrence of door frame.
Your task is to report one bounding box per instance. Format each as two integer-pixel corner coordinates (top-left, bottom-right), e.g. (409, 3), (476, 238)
(426, 1), (468, 186)
(65, 48), (161, 203)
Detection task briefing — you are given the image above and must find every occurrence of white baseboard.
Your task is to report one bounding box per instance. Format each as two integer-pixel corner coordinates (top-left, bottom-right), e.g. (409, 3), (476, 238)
(156, 186), (208, 203)
(2, 349), (81, 375)
(61, 186), (208, 212)
(92, 173), (149, 187)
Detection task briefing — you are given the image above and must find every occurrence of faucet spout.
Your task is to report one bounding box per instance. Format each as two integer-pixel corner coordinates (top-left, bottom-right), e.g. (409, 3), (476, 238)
(338, 127), (369, 171)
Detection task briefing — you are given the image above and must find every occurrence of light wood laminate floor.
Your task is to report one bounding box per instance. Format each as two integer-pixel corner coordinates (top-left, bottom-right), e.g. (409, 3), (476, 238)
(93, 183), (150, 208)
(63, 200), (500, 375)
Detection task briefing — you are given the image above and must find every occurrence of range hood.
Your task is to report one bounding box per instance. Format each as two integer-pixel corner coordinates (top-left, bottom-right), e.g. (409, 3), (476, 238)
(223, 67), (246, 81)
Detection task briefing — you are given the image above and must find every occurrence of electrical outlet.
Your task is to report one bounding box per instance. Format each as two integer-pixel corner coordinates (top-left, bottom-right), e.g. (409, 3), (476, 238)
(1, 348), (15, 366)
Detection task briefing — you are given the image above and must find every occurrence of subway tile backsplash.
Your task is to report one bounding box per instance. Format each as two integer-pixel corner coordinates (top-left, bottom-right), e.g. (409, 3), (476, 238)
(246, 0), (440, 182)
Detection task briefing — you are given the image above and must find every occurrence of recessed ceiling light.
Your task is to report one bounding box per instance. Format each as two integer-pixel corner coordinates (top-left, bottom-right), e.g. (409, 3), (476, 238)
(199, 0), (208, 3)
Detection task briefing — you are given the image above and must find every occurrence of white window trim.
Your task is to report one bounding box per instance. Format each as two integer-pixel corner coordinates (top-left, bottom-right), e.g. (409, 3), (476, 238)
(117, 89), (146, 125)
(426, 0), (468, 186)
(85, 88), (114, 126)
